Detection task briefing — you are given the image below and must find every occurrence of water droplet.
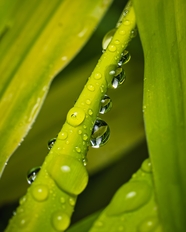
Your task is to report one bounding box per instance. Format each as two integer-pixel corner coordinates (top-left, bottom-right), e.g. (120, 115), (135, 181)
(31, 185), (49, 201)
(124, 20), (130, 25)
(111, 67), (126, 89)
(90, 119), (110, 148)
(48, 138), (56, 150)
(114, 39), (120, 45)
(130, 28), (137, 38)
(88, 109), (93, 116)
(94, 73), (102, 80)
(75, 146), (81, 153)
(106, 181), (152, 216)
(18, 217), (27, 228)
(119, 29), (126, 35)
(83, 133), (88, 141)
(141, 158), (152, 173)
(87, 84), (95, 92)
(118, 50), (131, 66)
(100, 95), (112, 114)
(51, 210), (70, 231)
(27, 166), (40, 184)
(83, 125), (87, 129)
(58, 131), (68, 140)
(82, 158), (88, 166)
(19, 196), (27, 205)
(95, 220), (103, 227)
(47, 155), (88, 195)
(108, 44), (117, 52)
(102, 29), (116, 50)
(69, 197), (76, 206)
(138, 216), (159, 232)
(78, 130), (82, 135)
(118, 226), (124, 231)
(60, 197), (66, 204)
(86, 99), (91, 105)
(67, 107), (85, 127)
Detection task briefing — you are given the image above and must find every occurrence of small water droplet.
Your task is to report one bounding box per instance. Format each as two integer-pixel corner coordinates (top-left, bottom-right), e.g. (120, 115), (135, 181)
(111, 67), (126, 89)
(58, 131), (68, 140)
(60, 197), (66, 204)
(27, 166), (40, 184)
(100, 95), (112, 114)
(119, 29), (126, 35)
(83, 125), (87, 129)
(86, 99), (91, 105)
(130, 28), (137, 38)
(19, 196), (27, 205)
(75, 146), (81, 153)
(87, 84), (95, 92)
(108, 44), (117, 52)
(51, 211), (70, 231)
(141, 158), (152, 173)
(90, 119), (110, 148)
(67, 107), (85, 127)
(83, 133), (88, 141)
(78, 130), (82, 135)
(31, 185), (49, 201)
(82, 158), (88, 166)
(47, 155), (88, 195)
(118, 226), (124, 231)
(114, 39), (120, 45)
(106, 181), (152, 216)
(94, 73), (102, 80)
(69, 197), (76, 206)
(95, 220), (103, 227)
(88, 109), (93, 116)
(48, 138), (56, 150)
(102, 29), (116, 50)
(18, 217), (27, 228)
(138, 216), (159, 232)
(124, 20), (130, 25)
(118, 50), (131, 66)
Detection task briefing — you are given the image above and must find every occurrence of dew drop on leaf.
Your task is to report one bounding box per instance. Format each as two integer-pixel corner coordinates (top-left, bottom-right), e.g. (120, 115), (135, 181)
(106, 181), (152, 216)
(94, 73), (102, 80)
(48, 138), (56, 150)
(141, 158), (152, 173)
(118, 50), (131, 66)
(31, 185), (49, 202)
(27, 166), (40, 184)
(90, 119), (110, 148)
(102, 29), (116, 51)
(100, 95), (112, 114)
(51, 210), (70, 231)
(58, 131), (68, 140)
(47, 155), (88, 195)
(87, 84), (95, 92)
(108, 44), (117, 52)
(69, 197), (76, 206)
(67, 107), (85, 127)
(138, 216), (159, 232)
(111, 67), (126, 89)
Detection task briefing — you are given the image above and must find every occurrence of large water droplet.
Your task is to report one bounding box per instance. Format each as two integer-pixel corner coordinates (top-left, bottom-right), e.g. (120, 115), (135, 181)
(118, 50), (131, 67)
(90, 119), (110, 148)
(106, 181), (152, 216)
(47, 155), (88, 195)
(102, 29), (116, 50)
(51, 210), (70, 231)
(27, 166), (40, 184)
(141, 158), (152, 173)
(138, 216), (159, 232)
(58, 131), (68, 140)
(31, 185), (49, 202)
(67, 107), (85, 127)
(111, 67), (126, 89)
(48, 138), (56, 150)
(100, 95), (112, 114)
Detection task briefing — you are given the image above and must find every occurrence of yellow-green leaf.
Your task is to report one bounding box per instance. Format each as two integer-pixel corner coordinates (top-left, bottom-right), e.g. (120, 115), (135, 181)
(0, 0), (113, 176)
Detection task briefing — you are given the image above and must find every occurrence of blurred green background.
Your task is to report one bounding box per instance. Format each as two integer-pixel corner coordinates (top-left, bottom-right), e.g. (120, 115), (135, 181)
(0, 0), (147, 230)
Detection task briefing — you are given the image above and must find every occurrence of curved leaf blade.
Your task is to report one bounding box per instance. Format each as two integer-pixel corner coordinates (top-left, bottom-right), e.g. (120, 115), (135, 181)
(133, 0), (186, 231)
(0, 0), (113, 176)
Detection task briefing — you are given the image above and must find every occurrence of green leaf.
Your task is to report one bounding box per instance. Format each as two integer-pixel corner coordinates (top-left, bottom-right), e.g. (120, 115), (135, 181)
(133, 0), (186, 231)
(88, 159), (163, 232)
(0, 0), (113, 176)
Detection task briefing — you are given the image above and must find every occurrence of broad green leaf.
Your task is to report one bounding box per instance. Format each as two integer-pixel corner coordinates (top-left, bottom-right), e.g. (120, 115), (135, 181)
(89, 158), (162, 232)
(5, 3), (137, 231)
(133, 0), (186, 231)
(0, 0), (113, 176)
